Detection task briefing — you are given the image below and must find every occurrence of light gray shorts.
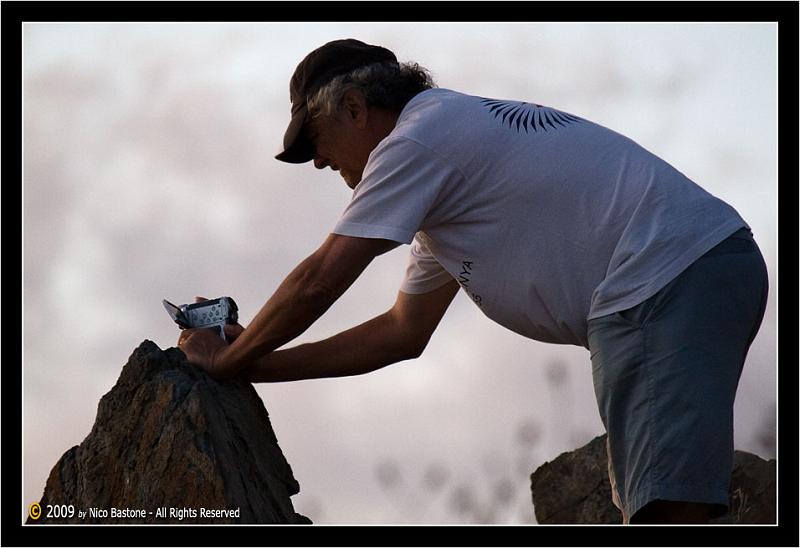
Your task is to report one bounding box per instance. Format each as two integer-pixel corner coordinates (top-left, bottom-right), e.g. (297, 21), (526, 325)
(586, 227), (769, 522)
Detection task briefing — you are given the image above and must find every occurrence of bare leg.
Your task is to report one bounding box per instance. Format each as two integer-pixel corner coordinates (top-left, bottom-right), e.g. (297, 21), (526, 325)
(630, 500), (722, 524)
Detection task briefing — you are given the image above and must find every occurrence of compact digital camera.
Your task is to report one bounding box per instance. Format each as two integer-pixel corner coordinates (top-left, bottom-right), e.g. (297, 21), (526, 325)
(163, 296), (239, 342)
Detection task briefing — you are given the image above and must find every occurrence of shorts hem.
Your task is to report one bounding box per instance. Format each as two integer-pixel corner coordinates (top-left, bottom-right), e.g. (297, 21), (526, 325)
(624, 483), (730, 520)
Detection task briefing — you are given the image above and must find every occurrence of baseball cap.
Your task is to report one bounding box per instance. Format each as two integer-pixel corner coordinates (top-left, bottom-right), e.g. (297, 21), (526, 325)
(275, 39), (399, 164)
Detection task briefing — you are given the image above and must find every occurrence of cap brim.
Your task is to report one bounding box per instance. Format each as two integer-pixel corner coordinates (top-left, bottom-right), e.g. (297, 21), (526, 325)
(275, 104), (314, 164)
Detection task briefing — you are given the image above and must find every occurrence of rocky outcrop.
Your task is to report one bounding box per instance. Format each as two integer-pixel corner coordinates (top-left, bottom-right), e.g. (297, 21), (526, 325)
(530, 435), (621, 524)
(29, 340), (310, 524)
(530, 434), (775, 524)
(712, 450), (777, 524)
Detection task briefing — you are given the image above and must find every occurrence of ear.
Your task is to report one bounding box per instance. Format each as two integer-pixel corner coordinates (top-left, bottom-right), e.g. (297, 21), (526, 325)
(341, 88), (369, 129)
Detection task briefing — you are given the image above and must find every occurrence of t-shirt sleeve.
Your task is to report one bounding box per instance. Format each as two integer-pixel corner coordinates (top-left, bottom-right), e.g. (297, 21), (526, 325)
(332, 136), (463, 244)
(400, 236), (454, 295)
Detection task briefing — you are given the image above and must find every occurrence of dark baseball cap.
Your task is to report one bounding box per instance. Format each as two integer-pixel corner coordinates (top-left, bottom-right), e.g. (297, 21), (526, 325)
(275, 39), (399, 164)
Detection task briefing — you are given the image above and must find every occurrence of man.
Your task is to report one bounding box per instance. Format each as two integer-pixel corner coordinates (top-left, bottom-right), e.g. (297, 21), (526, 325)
(178, 39), (769, 524)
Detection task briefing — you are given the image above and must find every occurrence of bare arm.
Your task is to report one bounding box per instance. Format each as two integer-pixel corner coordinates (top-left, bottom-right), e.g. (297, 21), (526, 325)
(200, 234), (400, 377)
(243, 280), (460, 383)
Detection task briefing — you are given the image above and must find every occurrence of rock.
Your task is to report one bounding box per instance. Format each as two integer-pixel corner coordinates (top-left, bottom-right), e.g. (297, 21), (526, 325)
(530, 435), (621, 524)
(710, 451), (776, 524)
(530, 434), (775, 524)
(28, 340), (310, 524)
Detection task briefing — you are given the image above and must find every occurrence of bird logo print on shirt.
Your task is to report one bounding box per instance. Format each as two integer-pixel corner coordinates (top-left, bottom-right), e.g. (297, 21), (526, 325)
(480, 98), (584, 134)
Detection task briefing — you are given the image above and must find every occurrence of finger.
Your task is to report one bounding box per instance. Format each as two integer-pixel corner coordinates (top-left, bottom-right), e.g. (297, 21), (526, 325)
(224, 323), (245, 341)
(178, 328), (196, 345)
(194, 296), (208, 303)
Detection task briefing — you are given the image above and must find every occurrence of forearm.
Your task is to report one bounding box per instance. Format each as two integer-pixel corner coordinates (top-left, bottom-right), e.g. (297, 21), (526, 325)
(220, 255), (340, 373)
(243, 311), (420, 383)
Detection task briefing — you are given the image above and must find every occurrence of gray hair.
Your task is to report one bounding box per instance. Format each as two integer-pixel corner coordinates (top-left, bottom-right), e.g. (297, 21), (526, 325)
(307, 61), (436, 118)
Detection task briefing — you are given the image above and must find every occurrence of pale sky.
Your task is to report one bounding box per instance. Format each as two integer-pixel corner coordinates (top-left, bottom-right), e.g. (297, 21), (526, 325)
(23, 22), (777, 524)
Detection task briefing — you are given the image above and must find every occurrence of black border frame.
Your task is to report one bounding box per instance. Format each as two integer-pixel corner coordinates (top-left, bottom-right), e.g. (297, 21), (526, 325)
(4, 2), (797, 546)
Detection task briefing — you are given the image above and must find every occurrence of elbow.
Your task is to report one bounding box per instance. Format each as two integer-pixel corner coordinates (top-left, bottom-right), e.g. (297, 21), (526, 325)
(396, 337), (427, 362)
(292, 262), (340, 310)
(300, 281), (338, 308)
(386, 313), (434, 362)
(410, 340), (428, 359)
(399, 348), (423, 362)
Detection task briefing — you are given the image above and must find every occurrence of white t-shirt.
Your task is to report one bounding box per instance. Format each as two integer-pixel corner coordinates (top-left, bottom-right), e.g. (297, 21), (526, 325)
(333, 89), (747, 348)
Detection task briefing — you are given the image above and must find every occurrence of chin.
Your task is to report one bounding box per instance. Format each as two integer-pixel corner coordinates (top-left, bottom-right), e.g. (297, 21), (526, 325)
(343, 173), (362, 189)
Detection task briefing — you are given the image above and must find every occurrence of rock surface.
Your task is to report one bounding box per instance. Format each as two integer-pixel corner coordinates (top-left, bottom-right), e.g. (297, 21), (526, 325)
(530, 435), (621, 524)
(29, 340), (310, 524)
(530, 434), (775, 524)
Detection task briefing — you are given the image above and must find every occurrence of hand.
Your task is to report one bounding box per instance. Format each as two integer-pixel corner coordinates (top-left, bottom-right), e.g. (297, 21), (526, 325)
(177, 297), (245, 379)
(178, 326), (229, 378)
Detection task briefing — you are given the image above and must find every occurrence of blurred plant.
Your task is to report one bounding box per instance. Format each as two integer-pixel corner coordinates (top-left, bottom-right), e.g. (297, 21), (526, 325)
(422, 462), (449, 493)
(754, 403), (776, 459)
(375, 459), (403, 490)
(545, 359), (573, 450)
(516, 418), (542, 449)
(448, 483), (477, 517)
(492, 477), (516, 507)
(545, 359), (569, 388)
(369, 367), (591, 525)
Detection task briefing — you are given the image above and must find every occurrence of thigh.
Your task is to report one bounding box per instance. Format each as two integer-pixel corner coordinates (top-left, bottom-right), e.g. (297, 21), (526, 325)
(587, 231), (769, 519)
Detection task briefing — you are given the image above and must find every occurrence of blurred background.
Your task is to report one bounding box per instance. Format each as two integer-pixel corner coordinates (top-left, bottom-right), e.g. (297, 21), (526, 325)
(23, 22), (777, 524)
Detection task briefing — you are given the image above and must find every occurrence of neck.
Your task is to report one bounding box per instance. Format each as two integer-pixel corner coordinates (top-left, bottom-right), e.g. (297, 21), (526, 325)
(369, 107), (400, 139)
